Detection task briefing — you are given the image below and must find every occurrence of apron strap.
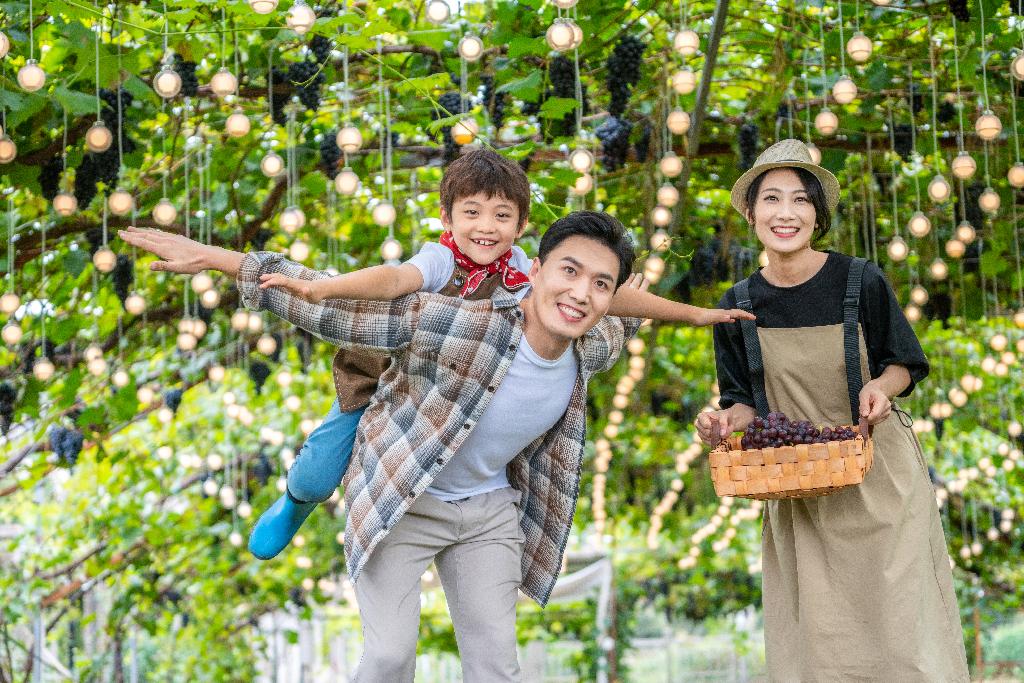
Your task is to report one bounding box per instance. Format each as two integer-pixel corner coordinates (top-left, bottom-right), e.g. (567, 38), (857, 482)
(735, 278), (770, 418)
(844, 257), (868, 424)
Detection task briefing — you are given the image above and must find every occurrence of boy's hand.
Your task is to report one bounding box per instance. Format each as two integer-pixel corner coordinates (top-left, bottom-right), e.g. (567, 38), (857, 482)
(623, 273), (651, 292)
(259, 273), (324, 303)
(695, 307), (756, 326)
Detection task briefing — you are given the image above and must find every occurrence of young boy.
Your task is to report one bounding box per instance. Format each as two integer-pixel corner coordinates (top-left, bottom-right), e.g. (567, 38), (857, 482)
(248, 148), (751, 559)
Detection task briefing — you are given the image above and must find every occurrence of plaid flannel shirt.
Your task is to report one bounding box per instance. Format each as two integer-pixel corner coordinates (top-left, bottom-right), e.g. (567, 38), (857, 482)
(237, 251), (640, 605)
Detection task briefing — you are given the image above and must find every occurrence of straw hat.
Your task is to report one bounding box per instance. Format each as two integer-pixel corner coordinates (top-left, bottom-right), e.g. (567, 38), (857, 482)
(729, 138), (840, 217)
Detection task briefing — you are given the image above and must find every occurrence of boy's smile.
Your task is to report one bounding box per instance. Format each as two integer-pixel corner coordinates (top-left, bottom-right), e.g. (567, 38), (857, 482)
(442, 192), (526, 265)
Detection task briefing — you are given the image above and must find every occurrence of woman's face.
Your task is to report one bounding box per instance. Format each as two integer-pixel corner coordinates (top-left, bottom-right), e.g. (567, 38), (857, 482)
(746, 168), (818, 256)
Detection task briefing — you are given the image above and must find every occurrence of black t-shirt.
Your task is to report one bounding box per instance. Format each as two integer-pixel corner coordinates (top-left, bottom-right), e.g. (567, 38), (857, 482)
(714, 251), (929, 410)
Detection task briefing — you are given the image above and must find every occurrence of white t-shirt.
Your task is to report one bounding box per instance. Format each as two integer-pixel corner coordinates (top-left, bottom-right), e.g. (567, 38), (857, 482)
(405, 242), (532, 301)
(426, 334), (578, 502)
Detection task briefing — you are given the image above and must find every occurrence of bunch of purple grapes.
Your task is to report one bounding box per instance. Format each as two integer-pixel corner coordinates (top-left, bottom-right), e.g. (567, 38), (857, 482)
(740, 411), (857, 449)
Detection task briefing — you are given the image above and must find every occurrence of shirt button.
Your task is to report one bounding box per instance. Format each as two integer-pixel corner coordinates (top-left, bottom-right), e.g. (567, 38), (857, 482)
(463, 423), (472, 429)
(508, 343), (516, 351)
(487, 386), (495, 392)
(436, 458), (445, 465)
(408, 491), (416, 498)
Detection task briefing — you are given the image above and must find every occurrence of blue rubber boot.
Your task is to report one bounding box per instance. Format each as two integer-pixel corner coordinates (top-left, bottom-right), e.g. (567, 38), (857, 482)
(248, 491), (317, 560)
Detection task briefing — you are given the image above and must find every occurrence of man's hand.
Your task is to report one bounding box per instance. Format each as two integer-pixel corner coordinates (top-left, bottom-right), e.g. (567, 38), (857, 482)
(695, 307), (757, 326)
(118, 227), (243, 277)
(858, 381), (892, 425)
(259, 273), (323, 303)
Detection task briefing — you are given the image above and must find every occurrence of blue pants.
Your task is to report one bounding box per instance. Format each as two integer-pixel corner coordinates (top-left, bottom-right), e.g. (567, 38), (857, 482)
(287, 400), (364, 503)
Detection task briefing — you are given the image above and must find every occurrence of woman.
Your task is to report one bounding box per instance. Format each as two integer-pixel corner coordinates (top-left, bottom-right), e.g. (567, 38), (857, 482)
(695, 139), (968, 681)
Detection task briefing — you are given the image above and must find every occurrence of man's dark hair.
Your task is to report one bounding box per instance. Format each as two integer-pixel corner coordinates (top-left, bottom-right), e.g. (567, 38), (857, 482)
(745, 166), (832, 242)
(439, 148), (531, 227)
(538, 211), (635, 288)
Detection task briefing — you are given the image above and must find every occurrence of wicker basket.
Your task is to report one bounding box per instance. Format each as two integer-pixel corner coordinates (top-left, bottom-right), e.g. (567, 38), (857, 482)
(709, 420), (874, 500)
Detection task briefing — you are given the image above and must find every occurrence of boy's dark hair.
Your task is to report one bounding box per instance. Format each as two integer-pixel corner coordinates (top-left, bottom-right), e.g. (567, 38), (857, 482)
(745, 166), (832, 242)
(439, 148), (531, 227)
(538, 211), (635, 288)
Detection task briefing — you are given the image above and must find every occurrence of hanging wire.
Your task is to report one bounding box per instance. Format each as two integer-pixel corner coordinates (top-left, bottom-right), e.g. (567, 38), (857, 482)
(115, 5), (125, 177)
(951, 19), (967, 155)
(6, 197), (14, 294)
(1010, 95), (1024, 309)
(886, 104), (901, 242)
(836, 0), (847, 77)
(907, 64), (923, 214)
(978, 1), (991, 112)
(28, 0), (34, 61)
(95, 0), (103, 123)
(816, 4), (829, 103)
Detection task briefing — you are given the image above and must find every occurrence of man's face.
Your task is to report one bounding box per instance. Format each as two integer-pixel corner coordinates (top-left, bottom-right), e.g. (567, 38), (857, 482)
(441, 192), (525, 265)
(524, 235), (620, 347)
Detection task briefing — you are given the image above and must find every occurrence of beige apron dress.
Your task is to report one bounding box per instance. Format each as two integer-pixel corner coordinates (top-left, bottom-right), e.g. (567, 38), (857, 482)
(753, 319), (969, 681)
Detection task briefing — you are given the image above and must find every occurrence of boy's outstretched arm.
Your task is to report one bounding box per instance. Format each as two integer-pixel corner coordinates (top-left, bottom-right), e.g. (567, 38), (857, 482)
(258, 263), (424, 303)
(607, 278), (755, 326)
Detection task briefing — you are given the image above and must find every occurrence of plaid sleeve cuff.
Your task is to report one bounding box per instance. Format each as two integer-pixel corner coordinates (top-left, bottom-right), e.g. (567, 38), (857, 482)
(236, 251), (283, 311)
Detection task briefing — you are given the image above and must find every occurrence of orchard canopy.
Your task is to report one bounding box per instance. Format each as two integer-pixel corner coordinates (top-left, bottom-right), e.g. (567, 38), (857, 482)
(0, 0), (1023, 679)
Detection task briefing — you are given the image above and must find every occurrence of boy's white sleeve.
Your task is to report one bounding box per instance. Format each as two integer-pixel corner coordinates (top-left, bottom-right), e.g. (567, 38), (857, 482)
(404, 242), (456, 293)
(510, 245), (533, 273)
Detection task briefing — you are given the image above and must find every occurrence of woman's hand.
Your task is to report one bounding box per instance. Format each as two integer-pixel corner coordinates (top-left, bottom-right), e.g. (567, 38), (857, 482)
(259, 273), (324, 303)
(858, 381), (892, 425)
(694, 404), (756, 445)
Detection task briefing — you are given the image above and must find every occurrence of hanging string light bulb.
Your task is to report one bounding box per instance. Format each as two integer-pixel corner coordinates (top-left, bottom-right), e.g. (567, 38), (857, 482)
(671, 67), (696, 95)
(674, 29), (699, 57)
(17, 0), (46, 92)
(425, 0), (450, 23)
(458, 35), (484, 62)
(951, 151), (976, 180)
(334, 167), (359, 195)
(846, 32), (872, 63)
(974, 6), (1001, 142)
(666, 108), (691, 135)
(908, 211), (931, 238)
(286, 0), (317, 35)
(248, 0), (278, 14)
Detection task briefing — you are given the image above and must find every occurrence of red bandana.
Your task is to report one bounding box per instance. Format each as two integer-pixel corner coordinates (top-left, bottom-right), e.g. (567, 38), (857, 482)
(439, 231), (531, 297)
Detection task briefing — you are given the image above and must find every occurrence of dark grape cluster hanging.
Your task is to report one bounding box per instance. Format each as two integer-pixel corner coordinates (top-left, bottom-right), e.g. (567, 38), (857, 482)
(738, 122), (759, 171)
(39, 155), (63, 201)
(49, 426), (85, 467)
(73, 87), (134, 207)
(319, 132), (341, 179)
(605, 35), (644, 117)
(173, 55), (199, 97)
(947, 0), (969, 21)
(892, 124), (913, 160)
(269, 67), (291, 126)
(633, 121), (651, 163)
(111, 255), (134, 304)
(0, 382), (15, 435)
(936, 100), (957, 125)
(595, 116), (632, 170)
(480, 74), (507, 131)
(163, 388), (183, 413)
(436, 91), (466, 165)
(288, 60), (325, 112)
(309, 35), (332, 65)
(249, 360), (271, 393)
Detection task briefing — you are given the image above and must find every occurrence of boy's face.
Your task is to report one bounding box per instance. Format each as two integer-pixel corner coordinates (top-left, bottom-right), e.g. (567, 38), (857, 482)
(441, 192), (525, 265)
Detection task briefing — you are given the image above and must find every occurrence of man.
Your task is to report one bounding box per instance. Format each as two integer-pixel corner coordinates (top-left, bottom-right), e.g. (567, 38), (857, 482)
(120, 211), (639, 681)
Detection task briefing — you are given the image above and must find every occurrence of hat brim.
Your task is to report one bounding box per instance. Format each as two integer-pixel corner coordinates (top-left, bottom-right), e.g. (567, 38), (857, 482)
(730, 161), (840, 218)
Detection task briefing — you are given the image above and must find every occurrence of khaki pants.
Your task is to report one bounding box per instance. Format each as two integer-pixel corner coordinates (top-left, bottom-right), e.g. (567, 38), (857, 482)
(352, 487), (524, 682)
